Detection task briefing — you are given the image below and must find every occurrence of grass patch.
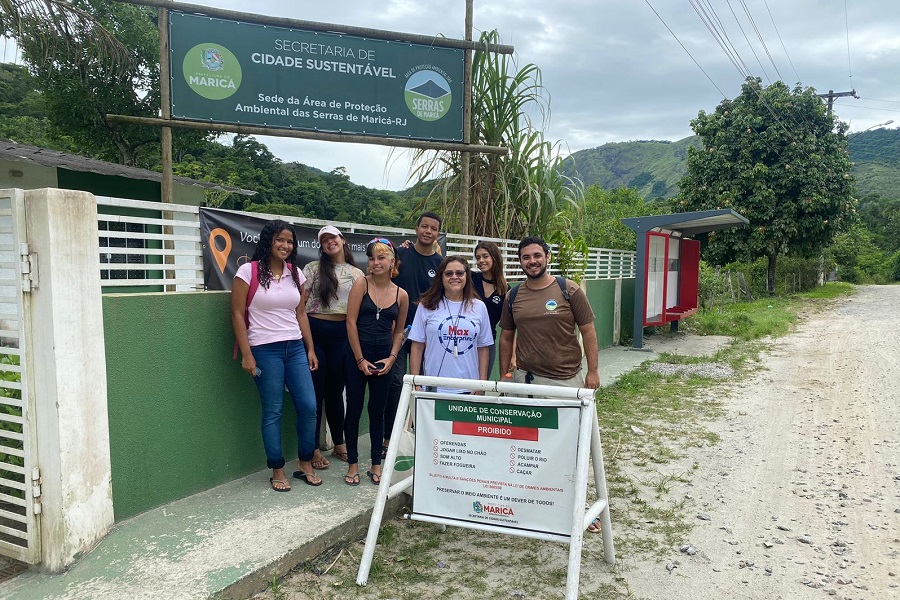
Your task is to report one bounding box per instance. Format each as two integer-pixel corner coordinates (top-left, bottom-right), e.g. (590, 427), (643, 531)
(684, 282), (855, 339)
(798, 281), (854, 300)
(683, 297), (796, 339)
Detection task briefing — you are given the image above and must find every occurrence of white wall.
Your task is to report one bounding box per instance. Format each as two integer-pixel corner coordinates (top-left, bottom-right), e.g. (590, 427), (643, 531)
(25, 188), (113, 572)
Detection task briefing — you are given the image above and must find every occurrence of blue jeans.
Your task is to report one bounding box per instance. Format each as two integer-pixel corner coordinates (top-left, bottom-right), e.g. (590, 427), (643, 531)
(252, 339), (317, 469)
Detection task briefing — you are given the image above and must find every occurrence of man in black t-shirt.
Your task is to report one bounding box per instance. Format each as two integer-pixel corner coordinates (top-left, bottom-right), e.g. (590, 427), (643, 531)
(384, 211), (443, 455)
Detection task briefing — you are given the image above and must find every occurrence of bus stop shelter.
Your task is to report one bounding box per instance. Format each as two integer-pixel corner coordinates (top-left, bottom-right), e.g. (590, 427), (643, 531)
(622, 209), (748, 350)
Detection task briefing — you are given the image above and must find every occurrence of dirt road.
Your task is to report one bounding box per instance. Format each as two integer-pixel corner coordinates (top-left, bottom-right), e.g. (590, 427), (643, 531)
(628, 285), (900, 599)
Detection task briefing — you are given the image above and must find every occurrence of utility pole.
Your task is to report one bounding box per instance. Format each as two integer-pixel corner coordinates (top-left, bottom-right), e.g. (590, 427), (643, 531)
(816, 89), (858, 115)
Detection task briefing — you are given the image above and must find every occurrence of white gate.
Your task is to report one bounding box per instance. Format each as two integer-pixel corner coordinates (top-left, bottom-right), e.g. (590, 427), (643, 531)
(0, 189), (41, 564)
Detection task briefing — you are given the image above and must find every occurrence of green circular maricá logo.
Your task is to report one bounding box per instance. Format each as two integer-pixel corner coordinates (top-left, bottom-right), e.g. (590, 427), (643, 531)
(183, 43), (242, 100)
(404, 69), (452, 122)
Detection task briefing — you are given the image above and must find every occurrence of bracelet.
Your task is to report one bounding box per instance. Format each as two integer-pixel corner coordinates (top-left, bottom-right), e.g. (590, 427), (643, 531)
(356, 357), (365, 364)
(390, 353), (397, 358)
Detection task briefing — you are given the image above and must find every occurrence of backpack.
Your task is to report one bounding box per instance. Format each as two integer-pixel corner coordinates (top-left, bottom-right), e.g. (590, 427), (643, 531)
(506, 275), (570, 322)
(233, 260), (295, 359)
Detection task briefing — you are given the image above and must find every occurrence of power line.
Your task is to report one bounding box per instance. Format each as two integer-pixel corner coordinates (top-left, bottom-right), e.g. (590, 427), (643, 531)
(736, 0), (818, 134)
(723, 0), (771, 82)
(739, 0), (784, 82)
(690, 0), (748, 77)
(644, 0), (728, 98)
(858, 96), (900, 105)
(838, 104), (900, 114)
(762, 0), (801, 83)
(844, 0), (853, 85)
(685, 0), (812, 142)
(648, 1), (827, 163)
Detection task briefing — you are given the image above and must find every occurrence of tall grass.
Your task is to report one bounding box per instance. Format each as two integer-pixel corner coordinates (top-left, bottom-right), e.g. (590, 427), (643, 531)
(685, 282), (854, 339)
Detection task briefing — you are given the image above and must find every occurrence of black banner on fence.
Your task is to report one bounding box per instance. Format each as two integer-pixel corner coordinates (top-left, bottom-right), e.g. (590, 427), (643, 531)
(199, 208), (445, 290)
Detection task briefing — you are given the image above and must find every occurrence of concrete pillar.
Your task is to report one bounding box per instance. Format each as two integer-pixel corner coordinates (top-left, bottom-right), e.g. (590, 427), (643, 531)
(24, 189), (113, 572)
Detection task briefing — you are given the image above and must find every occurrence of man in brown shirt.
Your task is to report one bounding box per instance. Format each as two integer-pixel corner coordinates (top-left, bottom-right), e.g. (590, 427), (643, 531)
(498, 236), (600, 389)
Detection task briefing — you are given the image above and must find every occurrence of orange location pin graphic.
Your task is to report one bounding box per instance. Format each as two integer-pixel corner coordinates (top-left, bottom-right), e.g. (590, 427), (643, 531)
(209, 228), (232, 274)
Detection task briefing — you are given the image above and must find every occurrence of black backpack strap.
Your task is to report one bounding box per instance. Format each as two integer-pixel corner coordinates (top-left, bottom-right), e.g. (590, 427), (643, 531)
(556, 276), (570, 302)
(507, 283), (521, 314)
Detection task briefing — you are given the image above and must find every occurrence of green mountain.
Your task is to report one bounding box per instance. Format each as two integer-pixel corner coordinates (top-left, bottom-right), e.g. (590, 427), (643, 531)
(564, 129), (900, 200)
(561, 137), (700, 200)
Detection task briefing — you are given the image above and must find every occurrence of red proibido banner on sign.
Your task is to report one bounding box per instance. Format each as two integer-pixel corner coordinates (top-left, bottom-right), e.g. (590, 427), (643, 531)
(451, 422), (539, 441)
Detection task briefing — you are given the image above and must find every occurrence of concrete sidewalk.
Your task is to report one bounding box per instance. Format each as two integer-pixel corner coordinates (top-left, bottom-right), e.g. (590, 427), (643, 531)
(0, 339), (709, 600)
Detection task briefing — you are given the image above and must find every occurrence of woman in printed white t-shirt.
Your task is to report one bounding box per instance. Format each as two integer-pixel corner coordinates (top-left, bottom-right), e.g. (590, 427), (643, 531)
(231, 220), (321, 492)
(409, 255), (493, 393)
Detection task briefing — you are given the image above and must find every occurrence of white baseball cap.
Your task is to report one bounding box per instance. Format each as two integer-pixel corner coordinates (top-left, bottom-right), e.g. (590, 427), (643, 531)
(317, 225), (343, 242)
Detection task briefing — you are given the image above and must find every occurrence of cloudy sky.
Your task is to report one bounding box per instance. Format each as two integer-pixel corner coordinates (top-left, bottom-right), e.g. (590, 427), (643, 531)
(10, 0), (900, 190)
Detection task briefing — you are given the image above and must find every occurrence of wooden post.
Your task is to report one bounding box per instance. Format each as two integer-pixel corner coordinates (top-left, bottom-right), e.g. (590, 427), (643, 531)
(159, 7), (175, 290)
(459, 0), (474, 235)
(159, 7), (173, 204)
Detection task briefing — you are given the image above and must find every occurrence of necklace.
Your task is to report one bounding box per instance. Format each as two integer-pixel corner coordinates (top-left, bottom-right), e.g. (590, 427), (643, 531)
(372, 278), (390, 320)
(443, 297), (465, 357)
(481, 275), (496, 284)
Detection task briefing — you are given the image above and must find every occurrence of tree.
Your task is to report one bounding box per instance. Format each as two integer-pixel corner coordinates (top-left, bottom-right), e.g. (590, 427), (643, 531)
(1, 0), (211, 166)
(827, 223), (890, 283)
(678, 77), (856, 294)
(575, 186), (666, 250)
(407, 30), (583, 239)
(0, 0), (129, 66)
(857, 194), (900, 254)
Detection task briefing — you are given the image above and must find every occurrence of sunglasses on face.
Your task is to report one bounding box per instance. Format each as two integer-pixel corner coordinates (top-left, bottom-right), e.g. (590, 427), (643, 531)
(443, 270), (466, 278)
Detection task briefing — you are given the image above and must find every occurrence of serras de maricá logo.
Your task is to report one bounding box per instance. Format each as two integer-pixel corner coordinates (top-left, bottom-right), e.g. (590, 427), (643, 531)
(405, 69), (452, 122)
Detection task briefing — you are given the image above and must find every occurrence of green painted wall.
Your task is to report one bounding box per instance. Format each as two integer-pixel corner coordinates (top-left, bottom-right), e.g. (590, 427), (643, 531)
(584, 279), (617, 349)
(59, 169), (161, 201)
(102, 280), (634, 519)
(103, 291), (304, 521)
(56, 168), (207, 205)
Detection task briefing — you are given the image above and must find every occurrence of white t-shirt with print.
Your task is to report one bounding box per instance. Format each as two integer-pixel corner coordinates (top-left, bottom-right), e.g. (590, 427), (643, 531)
(409, 298), (493, 393)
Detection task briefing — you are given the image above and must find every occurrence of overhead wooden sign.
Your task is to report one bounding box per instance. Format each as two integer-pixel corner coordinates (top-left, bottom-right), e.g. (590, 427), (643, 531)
(169, 11), (465, 141)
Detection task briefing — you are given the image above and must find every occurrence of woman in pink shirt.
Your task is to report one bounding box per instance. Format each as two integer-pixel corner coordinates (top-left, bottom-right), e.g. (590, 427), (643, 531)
(232, 220), (321, 492)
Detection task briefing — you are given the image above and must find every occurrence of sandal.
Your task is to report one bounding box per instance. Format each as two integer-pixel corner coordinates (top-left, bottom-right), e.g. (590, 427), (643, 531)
(381, 445), (389, 460)
(330, 449), (349, 462)
(311, 455), (330, 470)
(292, 470), (323, 487)
(270, 477), (291, 492)
(587, 517), (602, 533)
(367, 470), (381, 485)
(344, 472), (360, 486)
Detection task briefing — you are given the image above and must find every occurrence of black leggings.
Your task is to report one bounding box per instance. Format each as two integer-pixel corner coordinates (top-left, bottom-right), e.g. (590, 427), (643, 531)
(309, 317), (349, 448)
(345, 341), (392, 466)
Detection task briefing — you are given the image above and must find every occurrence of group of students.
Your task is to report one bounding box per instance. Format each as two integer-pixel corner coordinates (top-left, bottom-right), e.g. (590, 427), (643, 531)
(231, 212), (509, 492)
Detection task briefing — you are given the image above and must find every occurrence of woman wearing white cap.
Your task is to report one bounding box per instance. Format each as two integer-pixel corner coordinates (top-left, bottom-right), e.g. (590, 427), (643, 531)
(302, 225), (364, 470)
